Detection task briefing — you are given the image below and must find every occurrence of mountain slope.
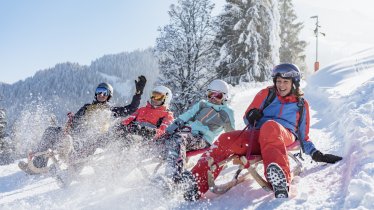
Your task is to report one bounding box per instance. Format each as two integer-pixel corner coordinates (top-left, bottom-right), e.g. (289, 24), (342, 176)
(0, 48), (159, 128)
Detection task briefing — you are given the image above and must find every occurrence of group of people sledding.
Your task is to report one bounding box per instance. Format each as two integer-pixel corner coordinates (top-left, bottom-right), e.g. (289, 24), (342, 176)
(17, 63), (342, 200)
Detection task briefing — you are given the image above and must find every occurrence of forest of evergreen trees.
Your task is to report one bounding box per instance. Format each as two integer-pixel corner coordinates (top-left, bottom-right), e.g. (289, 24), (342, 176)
(155, 0), (306, 114)
(0, 49), (160, 128)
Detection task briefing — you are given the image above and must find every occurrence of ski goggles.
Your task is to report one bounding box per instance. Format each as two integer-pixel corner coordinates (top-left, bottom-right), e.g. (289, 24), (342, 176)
(95, 87), (109, 96)
(207, 90), (224, 100)
(151, 91), (166, 101)
(271, 70), (300, 78)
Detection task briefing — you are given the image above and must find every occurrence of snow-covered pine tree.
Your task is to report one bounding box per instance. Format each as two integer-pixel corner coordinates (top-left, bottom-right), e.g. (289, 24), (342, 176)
(214, 0), (280, 84)
(0, 108), (6, 138)
(279, 0), (307, 72)
(155, 0), (217, 115)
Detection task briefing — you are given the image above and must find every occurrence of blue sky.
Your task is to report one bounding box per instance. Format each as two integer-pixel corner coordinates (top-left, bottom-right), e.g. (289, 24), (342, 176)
(0, 0), (178, 83)
(1, 0), (374, 84)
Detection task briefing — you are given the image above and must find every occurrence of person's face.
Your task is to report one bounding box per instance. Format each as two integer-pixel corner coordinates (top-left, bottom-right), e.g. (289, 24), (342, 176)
(96, 93), (108, 102)
(150, 91), (166, 107)
(151, 98), (164, 107)
(275, 77), (293, 97)
(207, 90), (224, 105)
(95, 87), (109, 102)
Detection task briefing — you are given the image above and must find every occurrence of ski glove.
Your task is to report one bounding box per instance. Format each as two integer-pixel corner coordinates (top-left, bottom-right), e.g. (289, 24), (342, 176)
(245, 108), (263, 125)
(118, 122), (139, 135)
(166, 118), (185, 135)
(135, 75), (147, 94)
(312, 150), (342, 164)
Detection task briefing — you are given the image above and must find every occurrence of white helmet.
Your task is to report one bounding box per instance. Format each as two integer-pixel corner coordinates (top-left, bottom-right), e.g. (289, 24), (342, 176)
(207, 79), (229, 100)
(150, 85), (173, 106)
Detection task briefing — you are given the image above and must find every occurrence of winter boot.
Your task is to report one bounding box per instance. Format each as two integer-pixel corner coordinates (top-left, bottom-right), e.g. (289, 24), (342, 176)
(176, 171), (200, 201)
(266, 162), (289, 198)
(32, 155), (48, 168)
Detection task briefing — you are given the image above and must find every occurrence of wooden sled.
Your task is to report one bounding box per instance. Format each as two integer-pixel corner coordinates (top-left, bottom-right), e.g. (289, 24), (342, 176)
(18, 133), (74, 175)
(207, 141), (303, 194)
(18, 150), (60, 175)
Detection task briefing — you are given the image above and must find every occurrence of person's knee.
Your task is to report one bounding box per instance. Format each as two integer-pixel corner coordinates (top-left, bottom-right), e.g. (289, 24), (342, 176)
(262, 120), (281, 131)
(259, 121), (283, 143)
(215, 131), (236, 146)
(45, 126), (62, 135)
(42, 127), (63, 142)
(215, 130), (243, 150)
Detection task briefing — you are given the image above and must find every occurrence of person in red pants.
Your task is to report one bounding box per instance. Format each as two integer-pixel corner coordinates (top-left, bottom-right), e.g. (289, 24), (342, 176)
(179, 63), (342, 201)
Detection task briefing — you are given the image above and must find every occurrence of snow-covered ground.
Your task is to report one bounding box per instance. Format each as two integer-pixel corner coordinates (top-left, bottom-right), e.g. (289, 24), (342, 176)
(1, 48), (373, 209)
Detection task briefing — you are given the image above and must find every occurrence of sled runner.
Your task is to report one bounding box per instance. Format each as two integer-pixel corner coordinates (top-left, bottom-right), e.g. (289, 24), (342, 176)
(207, 141), (303, 194)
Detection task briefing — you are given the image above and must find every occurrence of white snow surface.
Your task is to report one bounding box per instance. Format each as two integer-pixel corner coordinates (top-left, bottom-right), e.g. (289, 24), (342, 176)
(1, 49), (374, 209)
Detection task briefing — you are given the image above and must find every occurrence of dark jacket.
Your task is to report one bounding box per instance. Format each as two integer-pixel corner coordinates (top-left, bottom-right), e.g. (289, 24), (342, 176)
(71, 93), (141, 134)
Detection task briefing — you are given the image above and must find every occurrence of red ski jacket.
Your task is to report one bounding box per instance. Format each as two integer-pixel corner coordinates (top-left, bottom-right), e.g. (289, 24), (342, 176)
(122, 102), (174, 137)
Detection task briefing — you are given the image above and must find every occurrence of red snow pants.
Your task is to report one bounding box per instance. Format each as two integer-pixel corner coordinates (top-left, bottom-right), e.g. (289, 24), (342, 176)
(191, 120), (295, 195)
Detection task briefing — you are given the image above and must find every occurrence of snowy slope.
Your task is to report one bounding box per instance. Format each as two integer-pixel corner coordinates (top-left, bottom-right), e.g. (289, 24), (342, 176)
(1, 49), (374, 209)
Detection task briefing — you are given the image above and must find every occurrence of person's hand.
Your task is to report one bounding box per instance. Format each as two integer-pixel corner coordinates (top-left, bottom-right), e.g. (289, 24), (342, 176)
(153, 129), (164, 140)
(312, 150), (342, 164)
(139, 126), (156, 137)
(166, 123), (179, 135)
(128, 123), (142, 133)
(135, 75), (147, 94)
(245, 108), (263, 125)
(166, 118), (185, 135)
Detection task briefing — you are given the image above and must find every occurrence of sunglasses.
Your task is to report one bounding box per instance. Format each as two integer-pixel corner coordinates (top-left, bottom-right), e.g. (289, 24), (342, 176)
(207, 91), (224, 100)
(95, 87), (109, 96)
(151, 91), (166, 101)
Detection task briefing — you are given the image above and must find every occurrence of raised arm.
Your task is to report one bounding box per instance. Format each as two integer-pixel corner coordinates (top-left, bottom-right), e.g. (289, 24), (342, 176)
(112, 76), (146, 117)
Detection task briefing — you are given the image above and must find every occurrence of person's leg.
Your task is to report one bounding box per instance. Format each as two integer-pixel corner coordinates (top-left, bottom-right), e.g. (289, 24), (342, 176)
(191, 129), (260, 195)
(258, 120), (295, 184)
(70, 128), (117, 163)
(169, 133), (211, 178)
(36, 127), (64, 152)
(33, 126), (63, 168)
(164, 132), (190, 178)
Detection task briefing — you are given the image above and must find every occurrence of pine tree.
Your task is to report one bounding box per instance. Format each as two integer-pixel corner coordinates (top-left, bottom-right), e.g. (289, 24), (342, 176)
(155, 0), (217, 115)
(215, 0), (280, 84)
(279, 0), (307, 72)
(0, 108), (6, 138)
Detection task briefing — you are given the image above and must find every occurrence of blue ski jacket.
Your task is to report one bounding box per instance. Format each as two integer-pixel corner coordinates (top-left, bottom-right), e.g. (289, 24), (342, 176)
(177, 100), (235, 144)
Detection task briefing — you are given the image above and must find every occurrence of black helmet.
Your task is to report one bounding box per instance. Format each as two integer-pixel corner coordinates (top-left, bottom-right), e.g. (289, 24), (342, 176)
(271, 63), (301, 88)
(95, 82), (113, 101)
